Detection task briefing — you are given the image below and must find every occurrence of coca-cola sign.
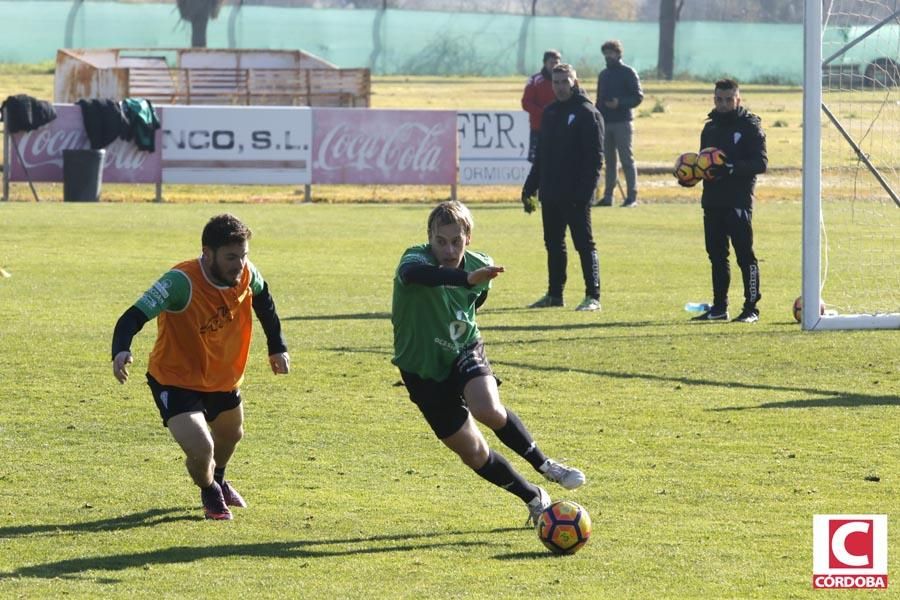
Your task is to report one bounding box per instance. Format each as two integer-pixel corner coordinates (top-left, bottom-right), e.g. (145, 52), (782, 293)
(312, 109), (456, 184)
(8, 105), (161, 184)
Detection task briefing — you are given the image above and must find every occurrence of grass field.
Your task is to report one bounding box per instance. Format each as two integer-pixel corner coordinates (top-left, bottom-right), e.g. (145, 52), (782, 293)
(0, 201), (897, 598)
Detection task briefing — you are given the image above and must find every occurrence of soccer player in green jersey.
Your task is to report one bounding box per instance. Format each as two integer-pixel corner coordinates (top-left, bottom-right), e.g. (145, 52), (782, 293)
(392, 201), (586, 525)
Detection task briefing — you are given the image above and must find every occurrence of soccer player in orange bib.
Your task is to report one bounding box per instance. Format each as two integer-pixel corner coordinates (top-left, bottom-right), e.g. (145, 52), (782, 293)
(111, 214), (290, 520)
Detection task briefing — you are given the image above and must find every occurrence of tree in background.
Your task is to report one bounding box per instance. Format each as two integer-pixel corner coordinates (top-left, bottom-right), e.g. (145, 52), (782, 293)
(657, 0), (683, 80)
(558, 0), (640, 20)
(641, 0), (802, 21)
(177, 0), (226, 47)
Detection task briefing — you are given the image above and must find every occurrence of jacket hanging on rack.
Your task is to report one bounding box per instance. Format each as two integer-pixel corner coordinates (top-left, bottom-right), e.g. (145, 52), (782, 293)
(0, 95), (57, 133)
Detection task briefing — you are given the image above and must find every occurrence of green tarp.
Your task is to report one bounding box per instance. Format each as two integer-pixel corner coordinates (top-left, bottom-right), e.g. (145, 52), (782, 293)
(3, 1), (890, 84)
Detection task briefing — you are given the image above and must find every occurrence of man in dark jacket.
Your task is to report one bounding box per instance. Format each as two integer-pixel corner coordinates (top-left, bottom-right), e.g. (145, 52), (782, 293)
(689, 78), (767, 323)
(594, 40), (643, 207)
(522, 64), (604, 312)
(521, 50), (561, 163)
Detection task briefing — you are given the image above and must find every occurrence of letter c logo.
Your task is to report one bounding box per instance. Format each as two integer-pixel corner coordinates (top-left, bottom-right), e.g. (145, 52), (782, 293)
(832, 521), (870, 567)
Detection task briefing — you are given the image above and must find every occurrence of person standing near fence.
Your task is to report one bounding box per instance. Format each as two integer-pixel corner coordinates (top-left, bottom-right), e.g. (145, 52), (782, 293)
(522, 49), (562, 163)
(522, 63), (604, 312)
(594, 40), (643, 207)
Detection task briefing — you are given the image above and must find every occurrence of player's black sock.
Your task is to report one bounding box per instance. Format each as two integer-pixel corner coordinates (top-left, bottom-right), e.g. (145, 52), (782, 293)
(473, 449), (538, 503)
(214, 466), (226, 485)
(493, 410), (547, 471)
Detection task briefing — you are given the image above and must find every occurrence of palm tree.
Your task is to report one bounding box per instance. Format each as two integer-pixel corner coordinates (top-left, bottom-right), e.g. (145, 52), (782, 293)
(177, 0), (226, 48)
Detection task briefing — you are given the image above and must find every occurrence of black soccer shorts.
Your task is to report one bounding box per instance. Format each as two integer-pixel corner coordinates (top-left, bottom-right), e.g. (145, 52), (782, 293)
(399, 340), (500, 439)
(146, 373), (242, 427)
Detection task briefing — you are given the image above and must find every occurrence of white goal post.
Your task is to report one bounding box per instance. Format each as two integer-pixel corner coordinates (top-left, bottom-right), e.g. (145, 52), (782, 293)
(802, 0), (900, 330)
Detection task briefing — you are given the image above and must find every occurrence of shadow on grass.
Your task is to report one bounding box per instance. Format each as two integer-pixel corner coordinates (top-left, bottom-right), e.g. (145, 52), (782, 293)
(282, 308), (803, 340)
(483, 320), (657, 332)
(709, 394), (900, 411)
(493, 550), (553, 560)
(312, 320), (803, 352)
(324, 345), (893, 411)
(483, 320), (808, 339)
(0, 508), (194, 539)
(280, 310), (647, 323)
(284, 312), (390, 321)
(491, 359), (898, 411)
(282, 311), (661, 337)
(0, 527), (523, 581)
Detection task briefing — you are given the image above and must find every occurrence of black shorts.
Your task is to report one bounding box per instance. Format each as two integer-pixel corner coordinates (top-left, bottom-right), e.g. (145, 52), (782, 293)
(146, 373), (242, 427)
(399, 340), (500, 439)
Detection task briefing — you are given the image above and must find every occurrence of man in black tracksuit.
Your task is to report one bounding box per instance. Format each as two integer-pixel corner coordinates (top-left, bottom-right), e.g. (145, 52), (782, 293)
(522, 63), (604, 312)
(690, 78), (767, 323)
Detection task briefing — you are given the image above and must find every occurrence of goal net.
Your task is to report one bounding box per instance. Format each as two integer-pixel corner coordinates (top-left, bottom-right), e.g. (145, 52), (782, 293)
(802, 0), (900, 330)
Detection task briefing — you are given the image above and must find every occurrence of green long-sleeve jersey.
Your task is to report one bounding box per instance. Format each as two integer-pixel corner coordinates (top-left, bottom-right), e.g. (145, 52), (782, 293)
(391, 244), (493, 381)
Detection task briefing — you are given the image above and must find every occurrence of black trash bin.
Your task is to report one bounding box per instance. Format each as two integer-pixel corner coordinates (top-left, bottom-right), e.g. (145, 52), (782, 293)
(63, 149), (105, 202)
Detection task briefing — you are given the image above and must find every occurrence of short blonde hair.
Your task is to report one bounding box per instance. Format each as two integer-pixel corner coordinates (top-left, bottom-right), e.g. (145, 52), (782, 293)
(427, 201), (474, 238)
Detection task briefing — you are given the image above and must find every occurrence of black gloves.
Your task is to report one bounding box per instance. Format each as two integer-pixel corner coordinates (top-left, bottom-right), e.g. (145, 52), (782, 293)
(708, 163), (735, 180)
(521, 190), (538, 214)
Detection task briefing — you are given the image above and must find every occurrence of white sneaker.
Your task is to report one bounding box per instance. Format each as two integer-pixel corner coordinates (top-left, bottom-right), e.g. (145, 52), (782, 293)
(540, 459), (586, 490)
(575, 297), (601, 312)
(525, 486), (551, 527)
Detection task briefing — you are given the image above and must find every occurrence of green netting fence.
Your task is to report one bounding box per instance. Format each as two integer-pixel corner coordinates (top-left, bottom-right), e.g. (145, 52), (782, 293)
(0, 1), (824, 83)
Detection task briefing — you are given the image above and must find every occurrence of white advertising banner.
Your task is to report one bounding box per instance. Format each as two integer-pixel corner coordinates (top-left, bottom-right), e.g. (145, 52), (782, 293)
(161, 106), (312, 184)
(457, 110), (531, 185)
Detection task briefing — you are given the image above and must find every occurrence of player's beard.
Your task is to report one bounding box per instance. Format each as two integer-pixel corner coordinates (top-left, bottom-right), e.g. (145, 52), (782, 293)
(209, 255), (242, 287)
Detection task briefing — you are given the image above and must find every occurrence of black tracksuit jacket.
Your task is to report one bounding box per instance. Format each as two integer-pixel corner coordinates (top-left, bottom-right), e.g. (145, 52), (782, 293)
(523, 88), (604, 206)
(700, 106), (767, 210)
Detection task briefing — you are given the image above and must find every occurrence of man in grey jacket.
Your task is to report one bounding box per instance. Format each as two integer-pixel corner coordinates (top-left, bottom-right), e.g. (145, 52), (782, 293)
(594, 40), (643, 207)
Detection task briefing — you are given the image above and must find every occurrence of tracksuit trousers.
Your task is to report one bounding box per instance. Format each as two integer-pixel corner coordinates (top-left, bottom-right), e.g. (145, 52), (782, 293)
(541, 199), (600, 301)
(703, 206), (761, 311)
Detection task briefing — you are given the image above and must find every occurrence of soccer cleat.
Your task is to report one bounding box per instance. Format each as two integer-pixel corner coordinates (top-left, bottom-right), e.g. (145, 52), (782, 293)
(732, 308), (760, 323)
(201, 482), (233, 520)
(540, 459), (586, 490)
(574, 297), (601, 312)
(525, 486), (552, 527)
(528, 295), (564, 308)
(220, 481), (248, 508)
(691, 308), (729, 321)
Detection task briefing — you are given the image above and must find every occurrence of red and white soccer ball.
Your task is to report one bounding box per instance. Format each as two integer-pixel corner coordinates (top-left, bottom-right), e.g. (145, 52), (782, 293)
(537, 500), (592, 555)
(673, 152), (701, 187)
(793, 296), (826, 322)
(695, 147), (728, 180)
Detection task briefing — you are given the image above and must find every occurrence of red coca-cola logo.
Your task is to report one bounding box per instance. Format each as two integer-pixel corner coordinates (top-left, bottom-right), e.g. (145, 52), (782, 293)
(315, 121), (447, 176)
(16, 128), (85, 169)
(15, 129), (150, 171)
